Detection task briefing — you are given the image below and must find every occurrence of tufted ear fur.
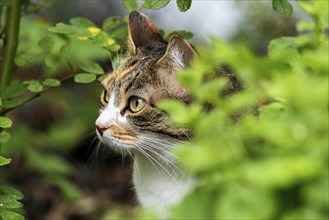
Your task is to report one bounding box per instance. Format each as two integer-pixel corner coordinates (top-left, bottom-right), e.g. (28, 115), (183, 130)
(128, 11), (166, 54)
(158, 35), (198, 69)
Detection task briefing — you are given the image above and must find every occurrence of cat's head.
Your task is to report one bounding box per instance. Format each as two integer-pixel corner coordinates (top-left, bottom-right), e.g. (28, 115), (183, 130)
(95, 11), (197, 153)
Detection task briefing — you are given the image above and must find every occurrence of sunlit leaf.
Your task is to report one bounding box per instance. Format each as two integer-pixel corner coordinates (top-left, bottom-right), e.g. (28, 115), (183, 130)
(69, 17), (95, 28)
(74, 73), (97, 83)
(43, 79), (61, 87)
(24, 80), (43, 93)
(0, 155), (11, 166)
(48, 23), (78, 34)
(176, 0), (192, 12)
(122, 0), (138, 12)
(0, 117), (12, 128)
(79, 61), (104, 74)
(0, 209), (24, 220)
(272, 0), (293, 16)
(143, 0), (170, 10)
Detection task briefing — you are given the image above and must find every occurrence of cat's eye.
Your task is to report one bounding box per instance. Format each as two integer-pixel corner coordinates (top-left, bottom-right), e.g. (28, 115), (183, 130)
(129, 96), (146, 113)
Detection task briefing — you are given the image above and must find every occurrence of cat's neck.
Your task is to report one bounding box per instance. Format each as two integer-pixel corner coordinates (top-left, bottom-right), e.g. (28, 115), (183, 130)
(132, 151), (194, 218)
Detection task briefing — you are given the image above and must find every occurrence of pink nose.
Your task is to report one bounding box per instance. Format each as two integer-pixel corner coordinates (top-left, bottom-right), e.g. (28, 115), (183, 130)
(96, 125), (108, 135)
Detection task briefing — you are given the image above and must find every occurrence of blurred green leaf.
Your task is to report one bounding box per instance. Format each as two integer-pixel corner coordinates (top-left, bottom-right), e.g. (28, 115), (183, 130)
(0, 131), (11, 144)
(108, 44), (121, 52)
(69, 17), (95, 28)
(272, 0), (293, 16)
(2, 98), (25, 109)
(27, 150), (72, 175)
(15, 52), (40, 66)
(166, 30), (193, 40)
(0, 80), (25, 99)
(176, 0), (192, 12)
(45, 54), (61, 67)
(0, 117), (12, 128)
(79, 61), (104, 74)
(38, 37), (53, 51)
(102, 17), (122, 32)
(43, 79), (61, 87)
(143, 0), (170, 10)
(215, 188), (275, 219)
(122, 0), (138, 12)
(0, 209), (24, 220)
(48, 177), (82, 201)
(0, 156), (11, 166)
(244, 156), (322, 188)
(48, 23), (77, 34)
(24, 80), (43, 93)
(171, 187), (214, 219)
(74, 73), (97, 83)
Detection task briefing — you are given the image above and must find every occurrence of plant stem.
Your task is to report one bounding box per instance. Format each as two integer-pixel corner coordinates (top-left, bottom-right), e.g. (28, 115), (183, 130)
(0, 74), (75, 115)
(0, 1), (21, 91)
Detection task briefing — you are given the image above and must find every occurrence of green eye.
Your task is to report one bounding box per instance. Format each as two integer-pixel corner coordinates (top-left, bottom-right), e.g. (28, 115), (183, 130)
(129, 96), (146, 113)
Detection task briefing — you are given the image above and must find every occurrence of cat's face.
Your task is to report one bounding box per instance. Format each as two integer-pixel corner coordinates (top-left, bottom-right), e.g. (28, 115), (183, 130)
(95, 11), (196, 153)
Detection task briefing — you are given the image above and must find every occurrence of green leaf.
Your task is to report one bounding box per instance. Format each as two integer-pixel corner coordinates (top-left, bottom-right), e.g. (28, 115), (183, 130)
(48, 23), (78, 34)
(0, 117), (12, 128)
(43, 79), (61, 87)
(0, 131), (11, 144)
(79, 61), (104, 74)
(102, 17), (122, 32)
(272, 0), (293, 16)
(38, 37), (53, 51)
(15, 52), (40, 66)
(0, 185), (24, 200)
(0, 209), (24, 220)
(50, 177), (82, 200)
(108, 44), (121, 52)
(0, 80), (25, 99)
(45, 54), (61, 68)
(2, 98), (25, 109)
(166, 30), (193, 40)
(143, 0), (170, 10)
(24, 80), (43, 93)
(74, 74), (97, 83)
(176, 0), (192, 12)
(69, 17), (95, 28)
(122, 0), (138, 12)
(171, 187), (214, 219)
(0, 156), (11, 166)
(215, 188), (275, 219)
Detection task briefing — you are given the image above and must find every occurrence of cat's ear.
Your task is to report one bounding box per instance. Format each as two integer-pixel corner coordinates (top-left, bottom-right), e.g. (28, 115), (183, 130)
(128, 11), (166, 54)
(158, 35), (198, 69)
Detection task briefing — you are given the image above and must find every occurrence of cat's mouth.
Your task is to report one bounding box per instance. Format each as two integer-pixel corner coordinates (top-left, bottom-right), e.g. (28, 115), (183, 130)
(96, 124), (137, 151)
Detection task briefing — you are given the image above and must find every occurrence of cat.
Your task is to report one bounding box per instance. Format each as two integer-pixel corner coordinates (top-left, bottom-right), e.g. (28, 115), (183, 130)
(95, 11), (241, 218)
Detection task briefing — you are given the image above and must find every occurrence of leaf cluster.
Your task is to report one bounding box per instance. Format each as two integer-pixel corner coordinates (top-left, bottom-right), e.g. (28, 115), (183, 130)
(155, 2), (328, 219)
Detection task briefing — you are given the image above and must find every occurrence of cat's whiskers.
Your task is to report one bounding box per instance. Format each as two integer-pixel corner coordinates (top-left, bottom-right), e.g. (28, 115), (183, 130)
(140, 143), (184, 177)
(136, 145), (181, 186)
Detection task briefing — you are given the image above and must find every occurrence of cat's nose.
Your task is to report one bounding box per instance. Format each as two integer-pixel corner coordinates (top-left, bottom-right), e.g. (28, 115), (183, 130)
(96, 124), (108, 135)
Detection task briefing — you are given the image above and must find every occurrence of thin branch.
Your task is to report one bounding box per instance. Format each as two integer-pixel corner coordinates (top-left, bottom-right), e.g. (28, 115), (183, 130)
(0, 74), (75, 115)
(0, 1), (21, 91)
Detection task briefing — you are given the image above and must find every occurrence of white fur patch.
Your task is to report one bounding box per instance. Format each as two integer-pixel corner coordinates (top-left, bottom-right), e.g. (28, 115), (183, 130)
(95, 92), (126, 131)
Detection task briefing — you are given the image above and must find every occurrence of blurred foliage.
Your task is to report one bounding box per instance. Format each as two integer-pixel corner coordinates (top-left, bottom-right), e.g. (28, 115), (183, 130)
(156, 1), (328, 219)
(1, 0), (328, 219)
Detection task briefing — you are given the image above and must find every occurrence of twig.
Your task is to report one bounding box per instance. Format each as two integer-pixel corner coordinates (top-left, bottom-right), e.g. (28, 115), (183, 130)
(0, 74), (75, 115)
(0, 1), (21, 91)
